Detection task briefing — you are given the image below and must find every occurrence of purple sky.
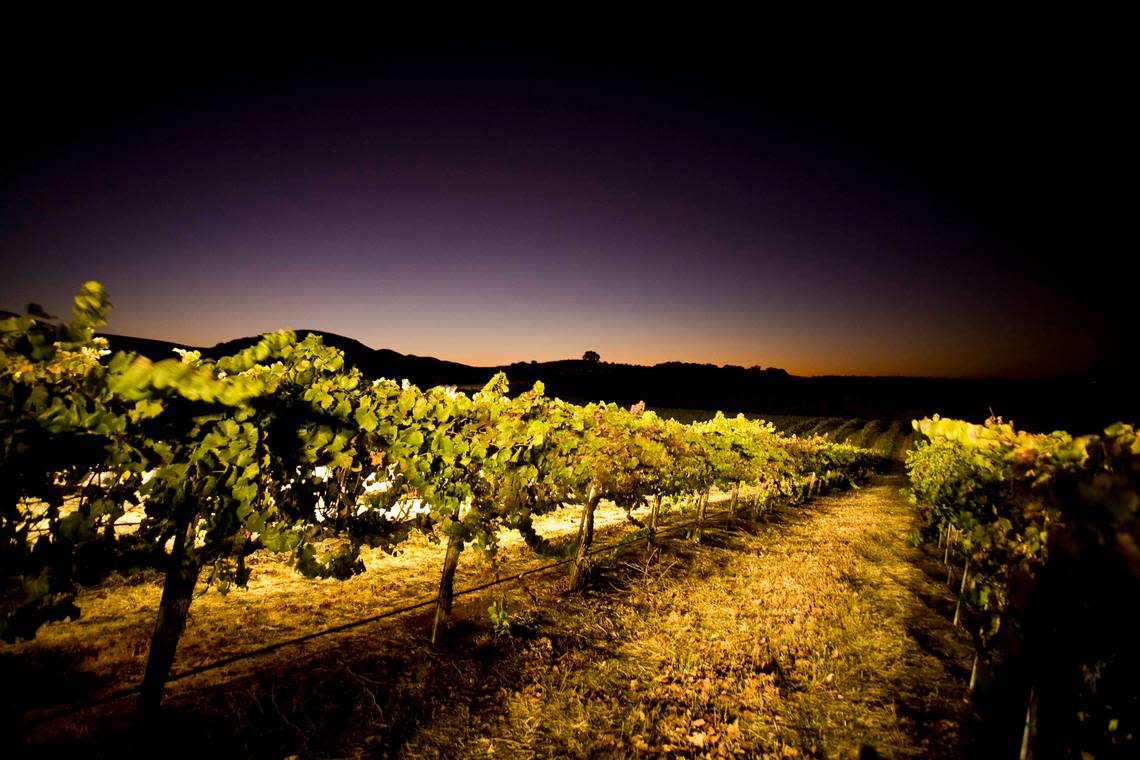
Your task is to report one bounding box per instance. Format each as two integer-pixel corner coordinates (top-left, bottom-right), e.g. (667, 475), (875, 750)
(2, 24), (1128, 377)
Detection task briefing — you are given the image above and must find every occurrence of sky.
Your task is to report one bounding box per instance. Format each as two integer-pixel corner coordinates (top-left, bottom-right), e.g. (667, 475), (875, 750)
(1, 19), (1130, 378)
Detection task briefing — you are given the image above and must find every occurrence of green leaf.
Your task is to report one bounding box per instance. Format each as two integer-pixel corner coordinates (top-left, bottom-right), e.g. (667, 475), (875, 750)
(355, 407), (378, 432)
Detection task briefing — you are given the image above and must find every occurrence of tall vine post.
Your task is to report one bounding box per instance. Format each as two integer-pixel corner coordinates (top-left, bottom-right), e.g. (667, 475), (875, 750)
(430, 532), (465, 646)
(569, 486), (601, 591)
(138, 507), (199, 715)
(693, 487), (711, 543)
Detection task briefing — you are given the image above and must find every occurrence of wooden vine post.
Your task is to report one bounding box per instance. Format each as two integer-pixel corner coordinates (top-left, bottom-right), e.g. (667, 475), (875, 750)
(569, 486), (601, 591)
(647, 493), (663, 548)
(138, 509), (201, 715)
(693, 487), (711, 543)
(1020, 687), (1038, 760)
(952, 557), (969, 627)
(430, 531), (465, 645)
(726, 482), (740, 527)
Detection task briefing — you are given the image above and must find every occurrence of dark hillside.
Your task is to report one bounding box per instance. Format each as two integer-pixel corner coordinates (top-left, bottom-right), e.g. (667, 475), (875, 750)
(94, 329), (1136, 434)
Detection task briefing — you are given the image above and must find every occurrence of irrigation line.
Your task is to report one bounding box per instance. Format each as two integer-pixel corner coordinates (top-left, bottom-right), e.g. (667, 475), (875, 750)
(19, 482), (840, 728)
(25, 519), (144, 536)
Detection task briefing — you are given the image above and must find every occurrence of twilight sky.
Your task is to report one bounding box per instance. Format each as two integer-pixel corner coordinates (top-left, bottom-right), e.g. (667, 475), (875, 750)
(1, 22), (1129, 378)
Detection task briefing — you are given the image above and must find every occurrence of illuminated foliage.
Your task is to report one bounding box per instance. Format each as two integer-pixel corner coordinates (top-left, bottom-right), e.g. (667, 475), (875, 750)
(907, 415), (1140, 755)
(1, 281), (883, 711)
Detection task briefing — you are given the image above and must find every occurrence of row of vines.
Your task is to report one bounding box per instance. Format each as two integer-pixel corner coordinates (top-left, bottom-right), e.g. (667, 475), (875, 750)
(907, 415), (1139, 758)
(1, 282), (883, 716)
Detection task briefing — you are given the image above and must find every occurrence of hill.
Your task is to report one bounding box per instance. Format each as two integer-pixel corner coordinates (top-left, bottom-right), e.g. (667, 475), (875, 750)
(90, 329), (1136, 434)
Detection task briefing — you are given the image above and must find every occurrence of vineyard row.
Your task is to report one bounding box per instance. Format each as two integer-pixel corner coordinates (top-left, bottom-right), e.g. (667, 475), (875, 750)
(907, 415), (1139, 756)
(2, 281), (883, 714)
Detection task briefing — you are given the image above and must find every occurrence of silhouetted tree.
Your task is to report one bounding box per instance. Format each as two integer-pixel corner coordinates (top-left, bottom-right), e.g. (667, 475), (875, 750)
(582, 350), (600, 363)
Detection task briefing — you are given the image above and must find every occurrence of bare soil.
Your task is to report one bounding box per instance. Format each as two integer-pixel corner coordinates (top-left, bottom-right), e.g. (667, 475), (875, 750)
(4, 476), (977, 758)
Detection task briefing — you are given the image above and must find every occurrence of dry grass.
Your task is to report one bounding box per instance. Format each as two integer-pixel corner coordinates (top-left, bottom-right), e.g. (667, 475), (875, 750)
(4, 499), (650, 705)
(399, 476), (974, 758)
(5, 478), (976, 758)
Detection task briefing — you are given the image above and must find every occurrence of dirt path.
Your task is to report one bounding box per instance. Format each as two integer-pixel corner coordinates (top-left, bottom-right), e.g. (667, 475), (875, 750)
(395, 474), (977, 758)
(12, 475), (978, 758)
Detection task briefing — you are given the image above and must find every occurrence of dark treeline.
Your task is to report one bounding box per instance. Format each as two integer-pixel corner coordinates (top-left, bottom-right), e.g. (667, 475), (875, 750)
(102, 330), (1135, 435)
